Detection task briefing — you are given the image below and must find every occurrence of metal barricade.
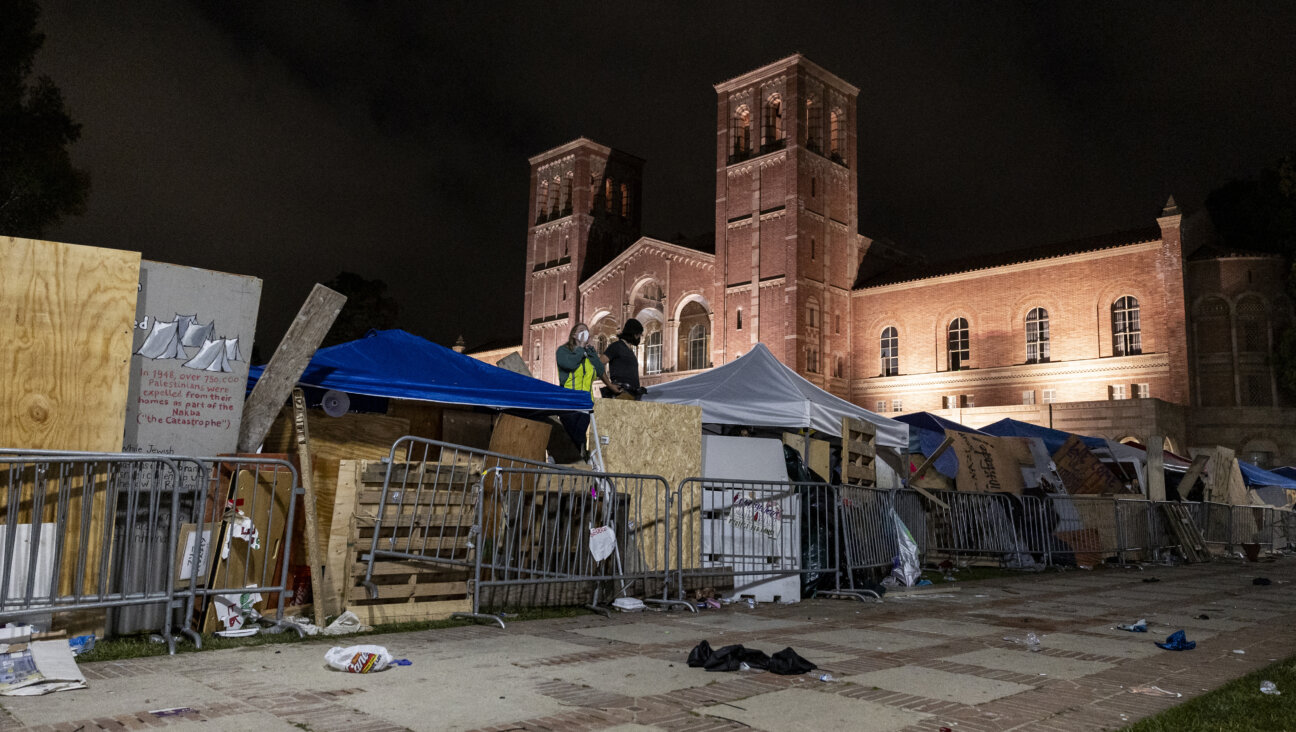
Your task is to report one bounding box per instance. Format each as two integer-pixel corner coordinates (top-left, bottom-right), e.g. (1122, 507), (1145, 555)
(928, 490), (1048, 568)
(1195, 501), (1234, 552)
(1112, 499), (1156, 563)
(471, 468), (691, 624)
(837, 484), (895, 579)
(1053, 496), (1124, 565)
(360, 437), (580, 627)
(178, 456), (301, 643)
(0, 451), (300, 653)
(673, 479), (873, 604)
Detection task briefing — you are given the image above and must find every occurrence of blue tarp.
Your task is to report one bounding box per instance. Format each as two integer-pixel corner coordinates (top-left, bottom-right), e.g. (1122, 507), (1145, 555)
(893, 412), (986, 478)
(1274, 466), (1296, 481)
(1238, 460), (1296, 491)
(980, 418), (1108, 454)
(246, 329), (591, 412)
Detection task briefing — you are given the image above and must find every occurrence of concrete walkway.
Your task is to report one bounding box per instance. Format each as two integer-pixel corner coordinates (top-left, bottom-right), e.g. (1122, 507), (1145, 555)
(3, 559), (1294, 731)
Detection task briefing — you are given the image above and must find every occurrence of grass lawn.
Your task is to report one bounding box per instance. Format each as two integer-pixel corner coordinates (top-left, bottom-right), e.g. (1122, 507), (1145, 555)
(1123, 655), (1295, 732)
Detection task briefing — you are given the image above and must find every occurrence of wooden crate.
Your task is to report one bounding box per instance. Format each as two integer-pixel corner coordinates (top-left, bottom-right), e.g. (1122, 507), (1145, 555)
(324, 460), (473, 624)
(841, 417), (877, 486)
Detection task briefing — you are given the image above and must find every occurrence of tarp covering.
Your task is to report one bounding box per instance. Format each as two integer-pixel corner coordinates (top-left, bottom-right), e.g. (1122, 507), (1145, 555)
(1274, 466), (1296, 481)
(642, 343), (907, 450)
(246, 329), (592, 412)
(1238, 460), (1296, 490)
(980, 418), (1108, 454)
(893, 412), (986, 478)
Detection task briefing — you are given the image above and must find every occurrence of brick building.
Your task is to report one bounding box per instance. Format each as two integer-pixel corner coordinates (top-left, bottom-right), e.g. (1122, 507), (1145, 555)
(494, 54), (1296, 466)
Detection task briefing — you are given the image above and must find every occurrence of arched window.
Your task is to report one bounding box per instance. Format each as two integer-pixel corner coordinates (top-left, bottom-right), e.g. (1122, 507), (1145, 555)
(829, 109), (845, 160)
(834, 355), (844, 378)
(1025, 308), (1050, 363)
(736, 308), (743, 331)
(807, 299), (819, 329)
(1112, 297), (1141, 356)
(548, 176), (560, 217)
(535, 180), (549, 222)
(687, 325), (709, 370)
(561, 176), (572, 215)
(804, 98), (821, 152)
(678, 301), (710, 371)
(763, 94), (783, 148)
(1195, 297), (1231, 354)
(604, 178), (614, 213)
(880, 327), (898, 376)
(731, 105), (751, 160)
(1237, 296), (1268, 353)
(806, 346), (820, 374)
(596, 334), (608, 354)
(532, 340), (540, 362)
(947, 318), (969, 370)
(643, 324), (663, 375)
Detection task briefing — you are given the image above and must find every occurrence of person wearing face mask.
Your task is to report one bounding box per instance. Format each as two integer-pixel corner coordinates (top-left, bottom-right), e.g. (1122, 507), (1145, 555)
(601, 318), (645, 399)
(555, 323), (619, 452)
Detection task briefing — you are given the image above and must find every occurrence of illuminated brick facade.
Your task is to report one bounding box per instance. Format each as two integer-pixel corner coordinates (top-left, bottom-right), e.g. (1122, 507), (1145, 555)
(512, 55), (1296, 465)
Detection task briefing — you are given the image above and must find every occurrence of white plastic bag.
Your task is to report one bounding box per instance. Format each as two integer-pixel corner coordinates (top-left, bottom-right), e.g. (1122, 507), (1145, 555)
(889, 508), (921, 587)
(589, 525), (617, 562)
(325, 645), (393, 674)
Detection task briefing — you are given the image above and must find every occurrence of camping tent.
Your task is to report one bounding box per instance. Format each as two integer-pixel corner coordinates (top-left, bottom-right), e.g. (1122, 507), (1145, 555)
(642, 343), (907, 450)
(246, 329), (591, 412)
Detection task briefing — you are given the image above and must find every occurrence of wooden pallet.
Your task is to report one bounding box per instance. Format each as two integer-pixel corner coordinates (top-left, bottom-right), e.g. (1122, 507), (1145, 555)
(323, 460), (475, 625)
(841, 417), (877, 486)
(1161, 502), (1210, 563)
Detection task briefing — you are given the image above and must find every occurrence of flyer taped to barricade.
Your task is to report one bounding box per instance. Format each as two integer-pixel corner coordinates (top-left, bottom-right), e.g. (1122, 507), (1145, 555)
(728, 493), (783, 538)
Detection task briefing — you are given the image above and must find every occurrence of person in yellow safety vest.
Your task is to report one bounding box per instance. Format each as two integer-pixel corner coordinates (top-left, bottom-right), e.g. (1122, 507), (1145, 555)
(555, 323), (620, 455)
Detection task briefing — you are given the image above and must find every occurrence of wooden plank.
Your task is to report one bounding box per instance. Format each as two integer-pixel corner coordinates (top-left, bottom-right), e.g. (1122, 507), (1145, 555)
(347, 581), (466, 601)
(322, 460), (361, 618)
(237, 283), (345, 452)
(1176, 454), (1210, 499)
(349, 598), (471, 626)
(593, 399), (702, 571)
(0, 237), (140, 451)
(783, 432), (831, 481)
(356, 561), (471, 578)
(291, 388), (326, 628)
(911, 436), (952, 482)
(1145, 435), (1166, 501)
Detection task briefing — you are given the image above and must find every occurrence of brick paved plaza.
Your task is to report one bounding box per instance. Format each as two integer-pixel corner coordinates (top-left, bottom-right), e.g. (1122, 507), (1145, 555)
(3, 559), (1293, 731)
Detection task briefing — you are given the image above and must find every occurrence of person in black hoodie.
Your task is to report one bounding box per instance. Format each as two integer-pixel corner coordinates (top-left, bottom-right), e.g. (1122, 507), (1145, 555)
(601, 318), (646, 399)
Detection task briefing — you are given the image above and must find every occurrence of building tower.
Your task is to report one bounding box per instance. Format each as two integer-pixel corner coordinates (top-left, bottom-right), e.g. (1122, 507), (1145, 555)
(522, 138), (644, 384)
(713, 55), (859, 397)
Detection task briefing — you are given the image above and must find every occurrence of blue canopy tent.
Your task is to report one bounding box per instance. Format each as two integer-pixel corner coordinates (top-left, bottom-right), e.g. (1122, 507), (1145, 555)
(246, 329), (591, 413)
(892, 412), (985, 478)
(979, 418), (1108, 454)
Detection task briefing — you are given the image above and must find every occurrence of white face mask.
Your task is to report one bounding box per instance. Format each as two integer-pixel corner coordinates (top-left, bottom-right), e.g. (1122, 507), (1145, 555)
(575, 330), (589, 345)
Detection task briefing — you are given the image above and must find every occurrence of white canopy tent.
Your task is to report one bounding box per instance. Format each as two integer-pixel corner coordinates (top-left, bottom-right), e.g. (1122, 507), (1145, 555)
(642, 343), (908, 451)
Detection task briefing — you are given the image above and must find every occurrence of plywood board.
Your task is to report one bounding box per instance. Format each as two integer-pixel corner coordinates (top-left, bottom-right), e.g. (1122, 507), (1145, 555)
(946, 430), (1029, 493)
(386, 400), (442, 441)
(442, 410), (493, 450)
(1052, 436), (1126, 496)
(0, 237), (140, 451)
(488, 414), (551, 463)
(123, 260), (261, 457)
(593, 399), (702, 571)
(200, 461), (295, 632)
(782, 433), (831, 482)
(322, 460), (361, 618)
(263, 407), (409, 560)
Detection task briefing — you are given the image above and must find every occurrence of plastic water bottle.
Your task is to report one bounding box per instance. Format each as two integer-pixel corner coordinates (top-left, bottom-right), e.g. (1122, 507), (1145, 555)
(1260, 680), (1280, 695)
(819, 673), (836, 682)
(1026, 632), (1041, 652)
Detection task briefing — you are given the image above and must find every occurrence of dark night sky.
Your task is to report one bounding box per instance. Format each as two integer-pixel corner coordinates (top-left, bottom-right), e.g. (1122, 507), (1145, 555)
(32, 1), (1296, 353)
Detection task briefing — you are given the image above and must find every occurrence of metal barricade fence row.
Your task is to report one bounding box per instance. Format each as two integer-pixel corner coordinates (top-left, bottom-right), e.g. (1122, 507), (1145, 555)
(0, 450), (301, 653)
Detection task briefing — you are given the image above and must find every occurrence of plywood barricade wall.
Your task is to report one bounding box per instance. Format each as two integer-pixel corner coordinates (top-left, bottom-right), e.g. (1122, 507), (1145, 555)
(0, 237), (140, 617)
(324, 460), (471, 623)
(593, 399), (702, 571)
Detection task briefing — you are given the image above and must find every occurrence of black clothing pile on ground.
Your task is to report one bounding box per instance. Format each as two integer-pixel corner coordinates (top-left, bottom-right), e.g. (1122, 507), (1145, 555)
(687, 640), (817, 675)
